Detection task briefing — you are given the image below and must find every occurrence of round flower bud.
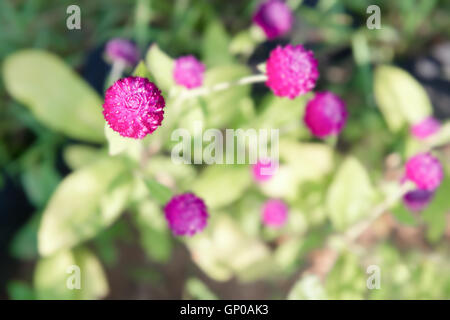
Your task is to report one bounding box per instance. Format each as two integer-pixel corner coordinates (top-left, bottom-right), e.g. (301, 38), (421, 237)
(304, 91), (348, 138)
(252, 159), (275, 182)
(253, 0), (294, 39)
(103, 76), (165, 139)
(164, 193), (209, 236)
(403, 189), (434, 212)
(262, 199), (288, 228)
(411, 117), (440, 140)
(405, 153), (443, 191)
(105, 38), (139, 67)
(266, 44), (319, 99)
(173, 55), (206, 89)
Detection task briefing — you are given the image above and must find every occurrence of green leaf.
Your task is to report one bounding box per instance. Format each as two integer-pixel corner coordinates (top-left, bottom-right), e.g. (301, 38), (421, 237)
(202, 20), (234, 66)
(21, 161), (60, 207)
(288, 274), (328, 300)
(132, 60), (152, 79)
(9, 212), (40, 260)
(38, 157), (131, 256)
(186, 214), (272, 282)
(3, 50), (105, 142)
(374, 65), (432, 132)
(7, 281), (35, 300)
(143, 178), (173, 205)
(326, 157), (376, 231)
(421, 175), (450, 243)
(63, 145), (104, 170)
(185, 278), (218, 300)
(192, 165), (251, 209)
(134, 200), (172, 263)
(326, 252), (366, 299)
(145, 44), (174, 92)
(34, 247), (108, 300)
(104, 123), (143, 157)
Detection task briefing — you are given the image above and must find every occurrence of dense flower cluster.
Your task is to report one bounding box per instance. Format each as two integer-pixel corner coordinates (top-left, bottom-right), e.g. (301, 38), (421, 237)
(404, 153), (443, 191)
(262, 199), (288, 228)
(253, 0), (294, 39)
(304, 91), (348, 138)
(411, 117), (440, 140)
(173, 55), (206, 89)
(265, 44), (319, 99)
(164, 193), (209, 236)
(103, 76), (165, 139)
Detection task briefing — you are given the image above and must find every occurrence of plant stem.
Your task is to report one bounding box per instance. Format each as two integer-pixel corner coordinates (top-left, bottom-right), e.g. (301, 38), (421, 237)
(181, 74), (267, 99)
(343, 181), (415, 243)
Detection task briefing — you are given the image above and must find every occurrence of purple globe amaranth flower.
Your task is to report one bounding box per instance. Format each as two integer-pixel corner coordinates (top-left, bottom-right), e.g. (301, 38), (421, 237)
(262, 199), (288, 228)
(403, 189), (434, 212)
(103, 76), (165, 139)
(411, 117), (441, 140)
(265, 44), (319, 99)
(304, 91), (348, 138)
(252, 158), (275, 182)
(173, 55), (206, 89)
(105, 38), (139, 67)
(164, 193), (209, 236)
(253, 0), (294, 39)
(405, 153), (443, 191)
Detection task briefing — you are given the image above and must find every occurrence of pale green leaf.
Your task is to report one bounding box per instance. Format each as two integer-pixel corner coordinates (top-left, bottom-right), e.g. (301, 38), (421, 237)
(192, 165), (251, 209)
(326, 157), (375, 231)
(202, 20), (234, 66)
(134, 200), (172, 262)
(145, 44), (174, 92)
(374, 65), (432, 132)
(3, 50), (105, 142)
(38, 158), (131, 256)
(34, 247), (108, 300)
(288, 275), (328, 300)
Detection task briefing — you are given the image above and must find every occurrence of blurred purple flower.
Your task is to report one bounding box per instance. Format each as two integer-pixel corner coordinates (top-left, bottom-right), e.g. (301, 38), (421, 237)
(105, 38), (139, 66)
(253, 0), (294, 39)
(164, 193), (209, 236)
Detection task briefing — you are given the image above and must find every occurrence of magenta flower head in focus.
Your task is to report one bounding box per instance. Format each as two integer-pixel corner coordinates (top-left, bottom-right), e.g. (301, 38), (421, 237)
(404, 153), (443, 191)
(173, 55), (206, 89)
(105, 38), (139, 67)
(411, 117), (441, 140)
(304, 91), (348, 139)
(253, 0), (294, 39)
(164, 193), (209, 236)
(403, 189), (434, 212)
(262, 199), (288, 228)
(252, 158), (277, 182)
(103, 76), (165, 139)
(265, 44), (319, 99)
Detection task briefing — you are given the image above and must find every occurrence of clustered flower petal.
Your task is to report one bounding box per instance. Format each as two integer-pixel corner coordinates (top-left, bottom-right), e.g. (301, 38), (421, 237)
(265, 44), (319, 99)
(411, 117), (441, 140)
(105, 38), (139, 67)
(403, 189), (434, 212)
(252, 159), (276, 182)
(164, 193), (209, 236)
(262, 199), (288, 228)
(253, 0), (294, 39)
(103, 76), (165, 139)
(304, 91), (348, 138)
(405, 153), (443, 191)
(173, 55), (206, 89)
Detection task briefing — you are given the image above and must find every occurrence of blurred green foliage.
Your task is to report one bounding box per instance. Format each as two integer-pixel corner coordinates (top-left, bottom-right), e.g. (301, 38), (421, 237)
(1, 0), (450, 300)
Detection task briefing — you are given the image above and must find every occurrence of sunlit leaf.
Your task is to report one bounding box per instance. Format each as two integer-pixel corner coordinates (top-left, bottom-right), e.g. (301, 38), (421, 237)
(38, 158), (131, 256)
(3, 50), (105, 142)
